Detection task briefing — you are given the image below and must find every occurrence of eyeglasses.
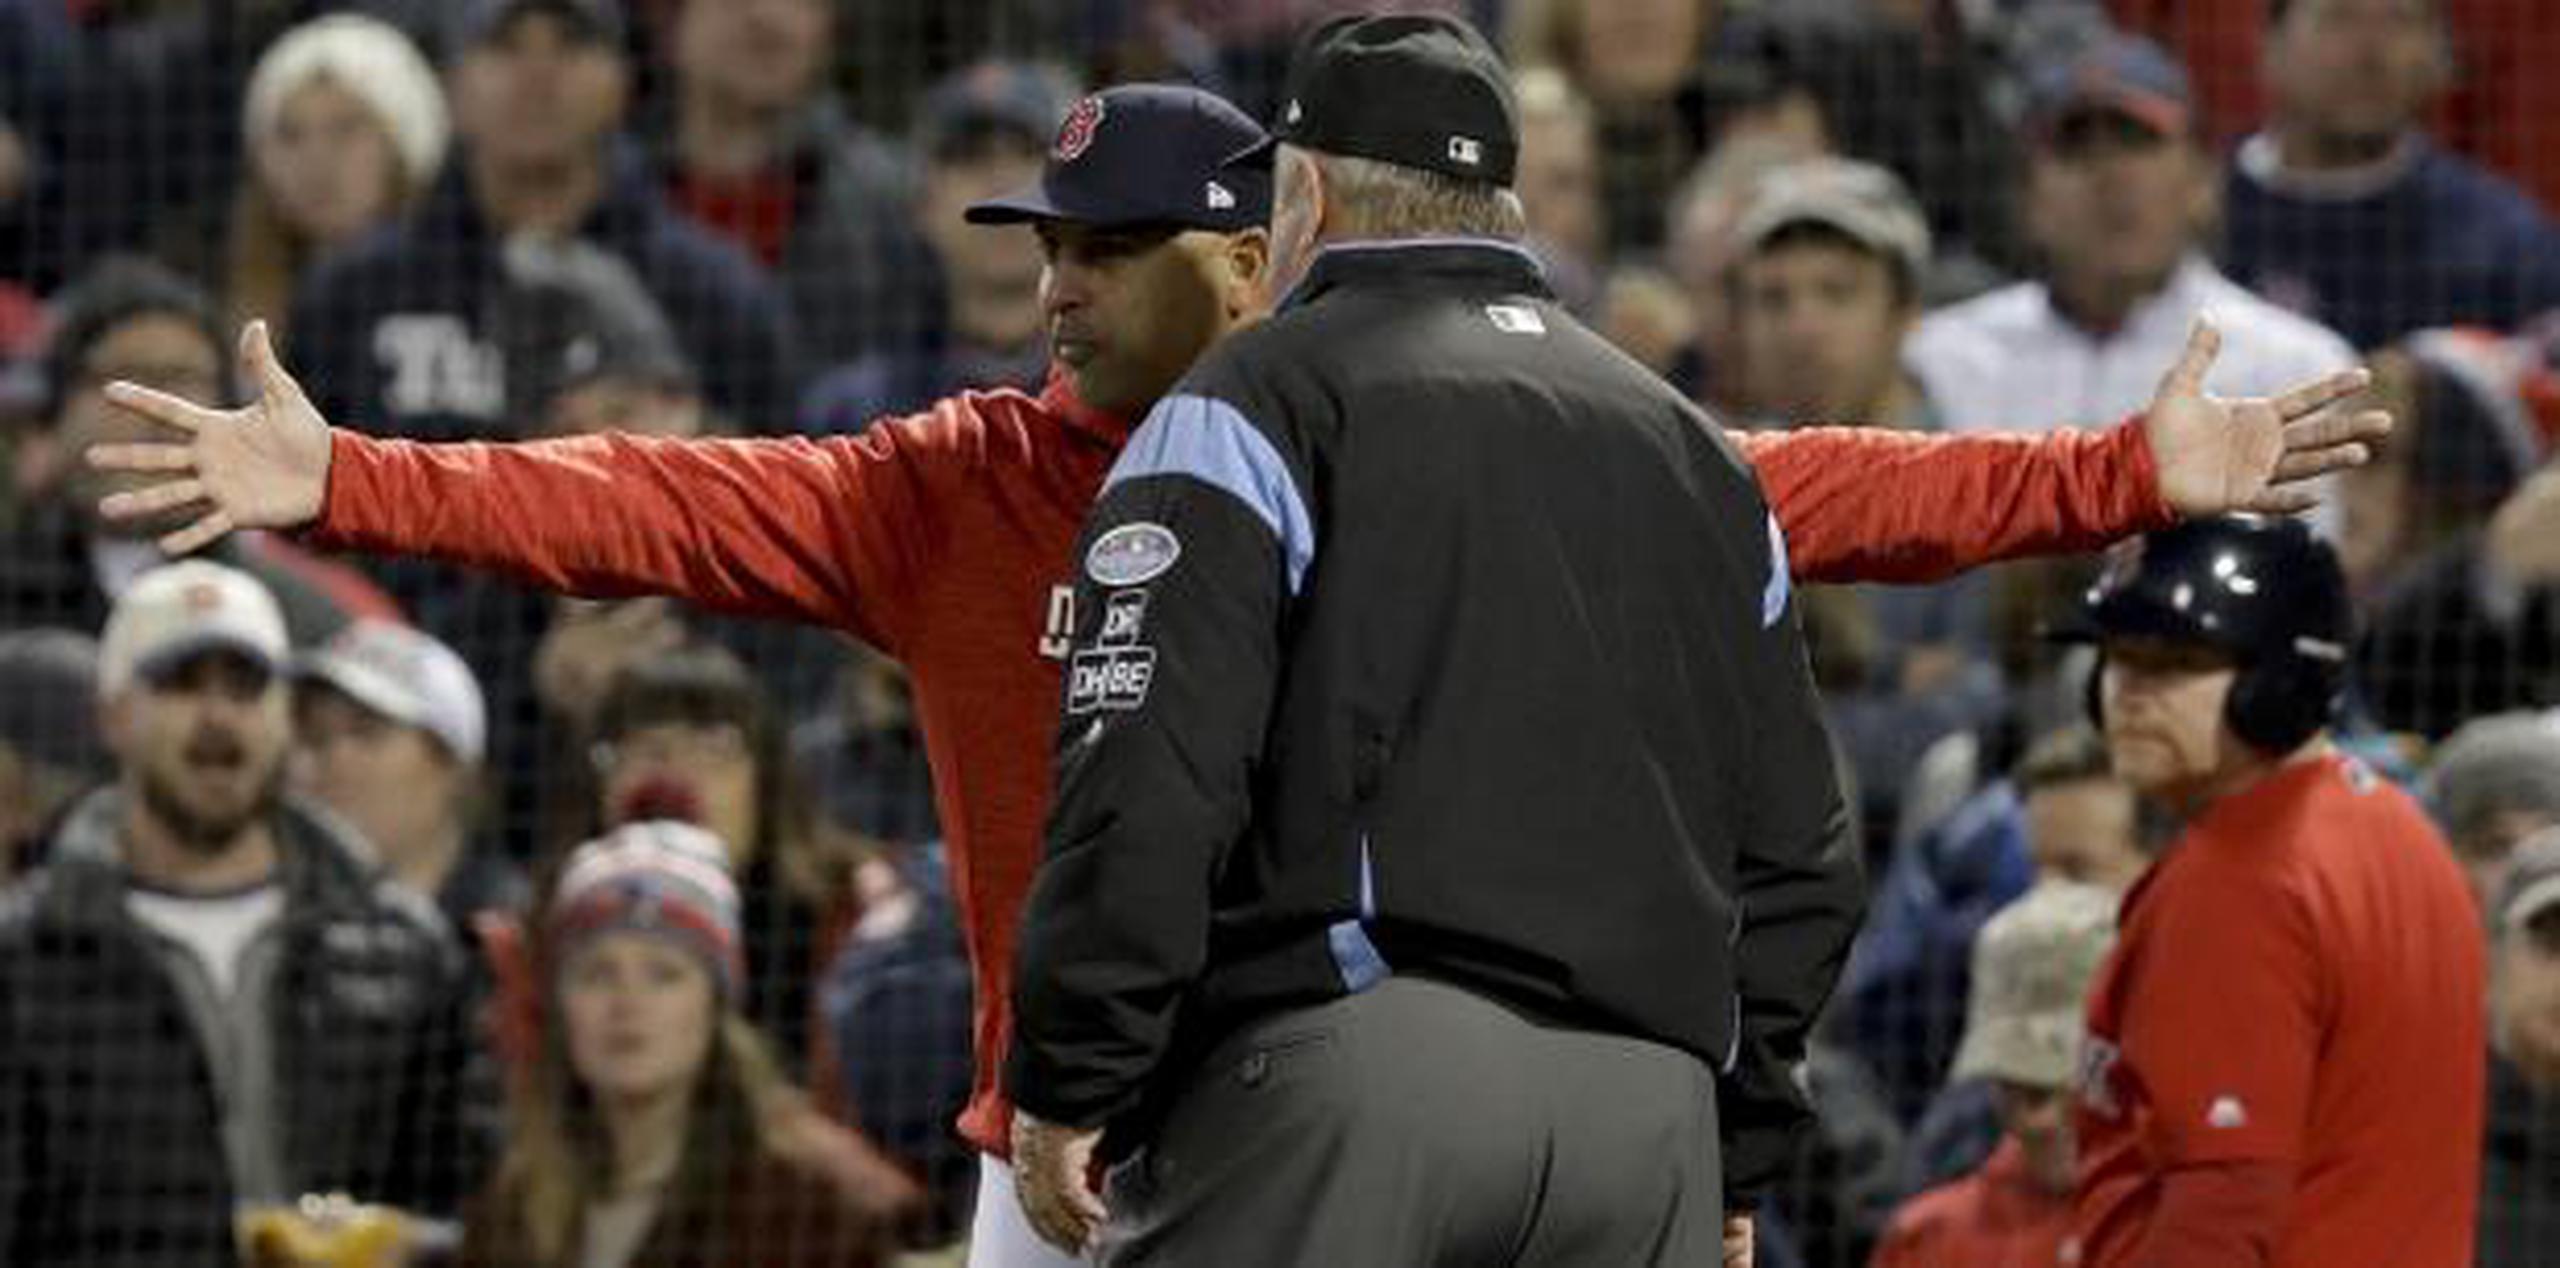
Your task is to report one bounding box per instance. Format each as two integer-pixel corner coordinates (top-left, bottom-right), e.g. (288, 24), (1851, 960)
(590, 725), (751, 773)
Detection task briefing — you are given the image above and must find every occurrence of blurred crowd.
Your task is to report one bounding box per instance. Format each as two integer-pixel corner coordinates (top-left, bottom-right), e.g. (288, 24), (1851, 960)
(2, 1), (2558, 1265)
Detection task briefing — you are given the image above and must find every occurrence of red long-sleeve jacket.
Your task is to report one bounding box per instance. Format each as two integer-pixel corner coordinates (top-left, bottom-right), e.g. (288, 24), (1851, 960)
(308, 371), (2173, 1157)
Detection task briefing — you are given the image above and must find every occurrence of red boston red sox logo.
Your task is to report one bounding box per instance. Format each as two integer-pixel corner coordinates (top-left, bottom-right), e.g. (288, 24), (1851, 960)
(1054, 95), (1106, 161)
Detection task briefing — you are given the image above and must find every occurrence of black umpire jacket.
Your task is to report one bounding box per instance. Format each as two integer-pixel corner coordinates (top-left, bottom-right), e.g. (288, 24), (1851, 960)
(1007, 239), (1863, 1200)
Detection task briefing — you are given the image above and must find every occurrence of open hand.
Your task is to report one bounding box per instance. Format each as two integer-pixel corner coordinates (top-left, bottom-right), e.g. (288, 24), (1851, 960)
(88, 320), (333, 555)
(2142, 319), (2392, 518)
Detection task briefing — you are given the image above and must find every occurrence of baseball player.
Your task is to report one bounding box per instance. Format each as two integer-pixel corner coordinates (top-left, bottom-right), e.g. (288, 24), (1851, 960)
(2060, 515), (2484, 1268)
(95, 80), (2381, 1268)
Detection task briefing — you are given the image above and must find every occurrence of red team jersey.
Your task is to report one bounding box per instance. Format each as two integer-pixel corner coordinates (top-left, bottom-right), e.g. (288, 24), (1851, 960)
(309, 370), (2175, 1156)
(2074, 753), (2486, 1268)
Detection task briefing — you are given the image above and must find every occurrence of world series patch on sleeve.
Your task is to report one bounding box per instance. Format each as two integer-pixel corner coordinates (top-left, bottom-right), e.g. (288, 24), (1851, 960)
(1067, 589), (1155, 714)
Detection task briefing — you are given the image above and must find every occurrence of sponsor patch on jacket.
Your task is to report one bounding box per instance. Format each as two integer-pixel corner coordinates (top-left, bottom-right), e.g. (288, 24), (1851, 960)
(1067, 589), (1156, 714)
(1087, 522), (1181, 586)
(1066, 646), (1156, 715)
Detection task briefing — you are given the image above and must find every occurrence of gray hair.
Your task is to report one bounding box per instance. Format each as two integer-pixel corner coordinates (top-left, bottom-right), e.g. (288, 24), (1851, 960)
(2422, 711), (2560, 856)
(1289, 144), (1528, 243)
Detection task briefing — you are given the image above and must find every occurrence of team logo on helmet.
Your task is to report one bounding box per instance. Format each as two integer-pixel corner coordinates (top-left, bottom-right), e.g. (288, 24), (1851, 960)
(1054, 95), (1106, 162)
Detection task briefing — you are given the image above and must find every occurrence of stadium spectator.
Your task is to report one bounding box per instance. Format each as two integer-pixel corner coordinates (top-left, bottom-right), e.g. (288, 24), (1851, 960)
(2112, 0), (2560, 217)
(1512, 67), (1607, 315)
(0, 1), (443, 299)
(652, 0), (932, 364)
(2419, 711), (2560, 911)
(0, 561), (484, 1264)
(294, 618), (527, 932)
(1872, 880), (2119, 1268)
(162, 14), (447, 344)
(1853, 722), (2129, 1132)
(1749, 0), (2022, 287)
(1733, 157), (1935, 427)
(1662, 135), (1830, 413)
(2483, 830), (2560, 1268)
(499, 237), (704, 440)
(1910, 33), (2357, 433)
(1729, 157), (2004, 839)
(2357, 445), (2560, 739)
(1, 257), (395, 647)
(798, 61), (1071, 432)
(289, 0), (800, 442)
(0, 628), (107, 877)
(791, 650), (941, 847)
(0, 0), (82, 330)
(2065, 515), (2484, 1268)
(2017, 724), (2149, 893)
(2225, 0), (2560, 349)
(1889, 725), (2148, 1192)
(1509, 0), (1750, 254)
(583, 645), (866, 1079)
(821, 839), (979, 1243)
(2339, 327), (2548, 600)
(458, 819), (916, 1268)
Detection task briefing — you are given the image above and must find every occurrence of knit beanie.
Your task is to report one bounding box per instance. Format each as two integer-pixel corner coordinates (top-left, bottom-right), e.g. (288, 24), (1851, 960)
(243, 14), (451, 191)
(547, 820), (746, 1000)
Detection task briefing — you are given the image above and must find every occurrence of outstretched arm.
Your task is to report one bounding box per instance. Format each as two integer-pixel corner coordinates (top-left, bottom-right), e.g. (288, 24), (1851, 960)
(1743, 321), (2388, 585)
(90, 322), (945, 652)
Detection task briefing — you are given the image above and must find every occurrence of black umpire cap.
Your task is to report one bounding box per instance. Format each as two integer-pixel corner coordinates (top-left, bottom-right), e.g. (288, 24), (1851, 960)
(964, 83), (1271, 233)
(1229, 12), (1520, 186)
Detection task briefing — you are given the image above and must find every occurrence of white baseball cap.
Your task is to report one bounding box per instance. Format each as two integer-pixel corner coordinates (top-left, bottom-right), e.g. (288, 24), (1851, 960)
(97, 561), (291, 698)
(298, 619), (487, 764)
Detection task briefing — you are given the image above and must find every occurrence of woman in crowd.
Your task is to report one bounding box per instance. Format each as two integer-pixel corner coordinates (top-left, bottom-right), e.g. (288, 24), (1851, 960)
(460, 819), (917, 1268)
(187, 13), (447, 339)
(577, 645), (872, 1078)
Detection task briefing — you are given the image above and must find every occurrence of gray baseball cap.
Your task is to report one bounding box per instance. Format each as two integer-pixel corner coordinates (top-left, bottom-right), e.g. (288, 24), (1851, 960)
(1733, 158), (1933, 291)
(1952, 880), (2119, 1088)
(2497, 829), (2560, 937)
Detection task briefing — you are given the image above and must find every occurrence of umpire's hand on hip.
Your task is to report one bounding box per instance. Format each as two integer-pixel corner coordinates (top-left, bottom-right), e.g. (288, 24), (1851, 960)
(1013, 1110), (1108, 1256)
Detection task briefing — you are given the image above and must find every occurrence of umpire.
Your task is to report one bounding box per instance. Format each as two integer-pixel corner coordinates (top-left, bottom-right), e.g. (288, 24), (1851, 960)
(1005, 13), (1863, 1266)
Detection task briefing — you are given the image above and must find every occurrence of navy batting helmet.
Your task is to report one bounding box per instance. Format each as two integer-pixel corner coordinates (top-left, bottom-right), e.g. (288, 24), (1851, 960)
(2060, 515), (2351, 754)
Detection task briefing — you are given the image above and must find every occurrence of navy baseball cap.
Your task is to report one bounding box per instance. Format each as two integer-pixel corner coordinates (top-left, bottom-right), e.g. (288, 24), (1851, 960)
(964, 83), (1272, 233)
(1228, 13), (1519, 186)
(2025, 33), (2194, 142)
(918, 60), (1082, 163)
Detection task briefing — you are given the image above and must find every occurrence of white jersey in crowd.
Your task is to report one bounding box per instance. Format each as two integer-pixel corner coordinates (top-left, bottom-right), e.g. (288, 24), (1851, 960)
(1905, 254), (2357, 433)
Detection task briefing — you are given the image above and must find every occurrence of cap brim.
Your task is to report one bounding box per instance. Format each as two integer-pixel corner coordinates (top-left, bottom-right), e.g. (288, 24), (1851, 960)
(135, 633), (283, 685)
(962, 188), (1072, 225)
(2504, 872), (2560, 936)
(1224, 134), (1279, 172)
(297, 652), (426, 733)
(2038, 92), (2190, 144)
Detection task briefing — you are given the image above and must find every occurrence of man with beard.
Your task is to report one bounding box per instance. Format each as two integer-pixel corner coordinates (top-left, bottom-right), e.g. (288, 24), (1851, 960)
(0, 561), (484, 1267)
(91, 81), (2387, 1268)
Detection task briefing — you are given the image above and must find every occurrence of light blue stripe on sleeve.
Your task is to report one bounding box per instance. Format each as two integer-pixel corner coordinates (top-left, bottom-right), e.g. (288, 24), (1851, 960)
(1325, 836), (1389, 993)
(1763, 512), (1791, 629)
(1103, 393), (1317, 595)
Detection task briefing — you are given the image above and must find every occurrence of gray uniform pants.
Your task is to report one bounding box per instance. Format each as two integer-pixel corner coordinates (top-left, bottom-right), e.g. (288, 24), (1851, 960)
(1097, 975), (1724, 1268)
